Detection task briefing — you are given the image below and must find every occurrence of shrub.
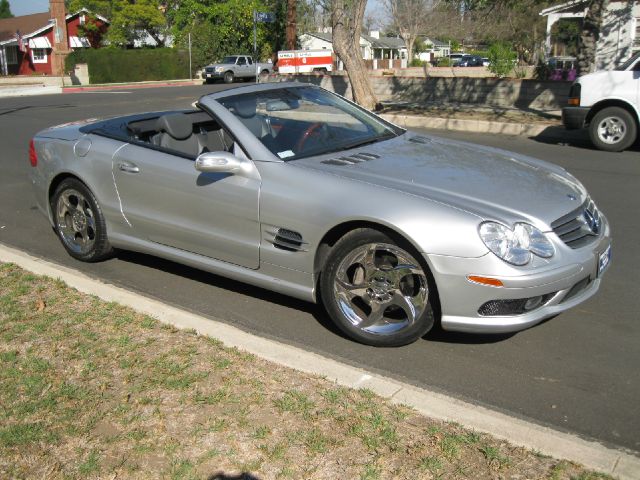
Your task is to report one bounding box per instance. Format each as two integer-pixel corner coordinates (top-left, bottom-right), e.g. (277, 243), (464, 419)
(437, 57), (452, 67)
(65, 48), (190, 84)
(410, 58), (425, 67)
(487, 42), (517, 78)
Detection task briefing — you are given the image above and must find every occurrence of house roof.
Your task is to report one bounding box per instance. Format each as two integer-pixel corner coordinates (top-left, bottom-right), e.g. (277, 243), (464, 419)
(0, 8), (109, 45)
(303, 32), (405, 50)
(363, 35), (405, 49)
(0, 12), (51, 43)
(539, 0), (587, 16)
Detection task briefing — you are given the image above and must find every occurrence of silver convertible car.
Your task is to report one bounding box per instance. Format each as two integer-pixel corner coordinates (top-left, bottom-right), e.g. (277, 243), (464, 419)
(29, 83), (612, 346)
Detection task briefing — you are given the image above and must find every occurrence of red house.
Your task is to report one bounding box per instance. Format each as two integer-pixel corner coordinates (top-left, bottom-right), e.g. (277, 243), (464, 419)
(0, 8), (108, 76)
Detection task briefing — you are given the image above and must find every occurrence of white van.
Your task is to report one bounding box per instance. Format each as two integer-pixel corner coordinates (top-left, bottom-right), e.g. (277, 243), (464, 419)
(562, 52), (640, 152)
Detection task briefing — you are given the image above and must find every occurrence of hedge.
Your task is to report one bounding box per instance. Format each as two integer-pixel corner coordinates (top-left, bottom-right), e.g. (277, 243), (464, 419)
(65, 48), (190, 84)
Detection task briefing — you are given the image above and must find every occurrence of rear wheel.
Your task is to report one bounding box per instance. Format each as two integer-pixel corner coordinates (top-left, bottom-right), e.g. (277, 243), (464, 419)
(223, 71), (234, 84)
(51, 178), (112, 262)
(589, 106), (637, 152)
(320, 229), (435, 347)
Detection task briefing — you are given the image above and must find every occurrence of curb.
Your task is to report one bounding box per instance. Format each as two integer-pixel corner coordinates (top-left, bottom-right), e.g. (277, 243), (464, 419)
(0, 86), (62, 98)
(0, 243), (637, 479)
(380, 113), (561, 138)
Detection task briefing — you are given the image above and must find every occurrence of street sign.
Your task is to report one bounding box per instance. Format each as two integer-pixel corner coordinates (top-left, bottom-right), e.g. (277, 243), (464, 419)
(255, 12), (275, 23)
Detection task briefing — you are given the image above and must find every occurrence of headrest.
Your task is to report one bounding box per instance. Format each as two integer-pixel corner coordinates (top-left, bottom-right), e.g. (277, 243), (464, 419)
(233, 97), (257, 119)
(156, 113), (193, 140)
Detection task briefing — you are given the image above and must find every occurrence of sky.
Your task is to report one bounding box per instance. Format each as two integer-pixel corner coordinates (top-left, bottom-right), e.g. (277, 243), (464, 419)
(8, 0), (49, 16)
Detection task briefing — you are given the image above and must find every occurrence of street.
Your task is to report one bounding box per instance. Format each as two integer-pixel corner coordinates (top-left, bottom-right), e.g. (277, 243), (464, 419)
(1, 85), (639, 455)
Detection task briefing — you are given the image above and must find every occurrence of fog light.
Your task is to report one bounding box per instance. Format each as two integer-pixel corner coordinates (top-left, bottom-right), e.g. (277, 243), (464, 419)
(524, 296), (543, 311)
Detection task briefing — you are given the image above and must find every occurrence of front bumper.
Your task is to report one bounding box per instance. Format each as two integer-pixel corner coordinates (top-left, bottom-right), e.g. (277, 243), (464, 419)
(427, 220), (611, 334)
(203, 71), (224, 79)
(562, 107), (590, 130)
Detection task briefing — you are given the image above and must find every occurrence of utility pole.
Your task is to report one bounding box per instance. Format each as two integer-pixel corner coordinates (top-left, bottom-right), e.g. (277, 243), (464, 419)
(286, 0), (296, 50)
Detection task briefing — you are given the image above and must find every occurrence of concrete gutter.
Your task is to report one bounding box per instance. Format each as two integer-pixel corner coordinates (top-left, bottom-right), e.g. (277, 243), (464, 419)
(0, 243), (637, 479)
(63, 79), (202, 93)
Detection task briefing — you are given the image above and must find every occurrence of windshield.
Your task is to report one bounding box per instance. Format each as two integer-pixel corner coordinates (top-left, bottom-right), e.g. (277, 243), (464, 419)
(221, 56), (238, 64)
(218, 86), (402, 160)
(616, 52), (640, 71)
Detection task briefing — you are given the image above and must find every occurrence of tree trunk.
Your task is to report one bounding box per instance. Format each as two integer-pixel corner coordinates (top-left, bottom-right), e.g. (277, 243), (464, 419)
(577, 0), (607, 74)
(331, 0), (378, 110)
(286, 0), (296, 50)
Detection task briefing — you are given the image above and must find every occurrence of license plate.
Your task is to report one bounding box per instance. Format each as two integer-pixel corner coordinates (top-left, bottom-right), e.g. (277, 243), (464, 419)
(598, 245), (612, 277)
(206, 74), (212, 77)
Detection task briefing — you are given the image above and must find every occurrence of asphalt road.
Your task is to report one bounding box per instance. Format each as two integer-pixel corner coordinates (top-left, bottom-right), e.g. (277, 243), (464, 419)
(1, 85), (639, 455)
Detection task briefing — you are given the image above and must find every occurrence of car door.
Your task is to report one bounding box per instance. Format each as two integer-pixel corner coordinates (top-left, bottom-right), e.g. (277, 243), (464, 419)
(236, 56), (250, 78)
(111, 142), (260, 269)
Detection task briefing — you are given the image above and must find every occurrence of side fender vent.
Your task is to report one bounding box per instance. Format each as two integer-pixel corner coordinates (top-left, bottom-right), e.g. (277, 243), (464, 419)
(322, 151), (380, 166)
(268, 228), (307, 252)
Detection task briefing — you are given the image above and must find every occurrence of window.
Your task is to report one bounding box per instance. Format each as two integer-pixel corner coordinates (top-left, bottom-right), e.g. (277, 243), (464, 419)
(80, 14), (86, 25)
(6, 46), (17, 65)
(31, 48), (47, 64)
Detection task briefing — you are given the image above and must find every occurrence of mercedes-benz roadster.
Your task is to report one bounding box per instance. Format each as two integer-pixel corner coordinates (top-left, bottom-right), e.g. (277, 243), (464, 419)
(29, 83), (611, 346)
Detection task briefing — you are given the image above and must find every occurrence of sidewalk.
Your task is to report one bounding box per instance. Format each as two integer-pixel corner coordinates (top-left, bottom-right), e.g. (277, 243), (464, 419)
(379, 102), (565, 139)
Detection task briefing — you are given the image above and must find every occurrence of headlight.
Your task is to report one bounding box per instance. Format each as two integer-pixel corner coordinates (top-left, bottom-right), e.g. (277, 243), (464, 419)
(479, 222), (554, 266)
(215, 67), (224, 72)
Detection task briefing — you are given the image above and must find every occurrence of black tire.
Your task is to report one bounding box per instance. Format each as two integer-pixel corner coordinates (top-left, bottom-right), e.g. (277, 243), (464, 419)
(51, 178), (113, 262)
(223, 71), (234, 84)
(320, 228), (436, 347)
(260, 69), (269, 76)
(588, 106), (637, 152)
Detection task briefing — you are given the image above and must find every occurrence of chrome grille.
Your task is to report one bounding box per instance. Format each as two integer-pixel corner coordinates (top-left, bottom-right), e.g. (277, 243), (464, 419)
(551, 198), (601, 249)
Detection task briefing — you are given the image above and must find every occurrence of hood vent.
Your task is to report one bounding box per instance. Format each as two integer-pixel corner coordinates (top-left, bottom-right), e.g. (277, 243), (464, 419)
(409, 136), (430, 144)
(267, 228), (307, 252)
(321, 151), (379, 166)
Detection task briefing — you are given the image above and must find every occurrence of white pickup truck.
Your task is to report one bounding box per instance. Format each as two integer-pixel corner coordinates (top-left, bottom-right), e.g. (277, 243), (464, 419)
(562, 52), (640, 152)
(202, 55), (273, 84)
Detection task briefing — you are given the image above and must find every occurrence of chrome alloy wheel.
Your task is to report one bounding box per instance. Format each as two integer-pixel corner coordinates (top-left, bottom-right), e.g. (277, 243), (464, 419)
(333, 243), (428, 336)
(596, 116), (627, 145)
(55, 188), (97, 255)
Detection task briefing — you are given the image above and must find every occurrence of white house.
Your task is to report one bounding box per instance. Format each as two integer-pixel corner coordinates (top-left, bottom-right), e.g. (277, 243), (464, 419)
(540, 0), (640, 69)
(299, 30), (407, 61)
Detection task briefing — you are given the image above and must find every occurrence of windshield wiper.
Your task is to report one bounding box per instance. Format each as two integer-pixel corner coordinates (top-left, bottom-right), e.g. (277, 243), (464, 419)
(323, 132), (396, 155)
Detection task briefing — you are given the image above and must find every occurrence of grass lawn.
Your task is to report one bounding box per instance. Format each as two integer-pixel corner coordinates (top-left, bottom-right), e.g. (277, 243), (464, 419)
(0, 263), (613, 479)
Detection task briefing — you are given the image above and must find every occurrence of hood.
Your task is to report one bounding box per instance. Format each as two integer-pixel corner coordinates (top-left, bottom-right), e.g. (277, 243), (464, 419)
(292, 133), (587, 229)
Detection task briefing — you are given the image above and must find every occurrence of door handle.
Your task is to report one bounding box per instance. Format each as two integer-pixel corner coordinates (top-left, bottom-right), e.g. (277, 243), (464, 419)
(118, 162), (139, 173)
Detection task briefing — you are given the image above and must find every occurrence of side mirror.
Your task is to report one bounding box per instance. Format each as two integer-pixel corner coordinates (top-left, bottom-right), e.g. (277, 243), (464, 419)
(195, 151), (247, 175)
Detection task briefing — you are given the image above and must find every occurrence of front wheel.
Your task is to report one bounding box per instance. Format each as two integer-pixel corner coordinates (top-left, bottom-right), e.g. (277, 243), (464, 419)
(320, 229), (435, 347)
(589, 106), (637, 152)
(223, 71), (234, 84)
(51, 178), (113, 262)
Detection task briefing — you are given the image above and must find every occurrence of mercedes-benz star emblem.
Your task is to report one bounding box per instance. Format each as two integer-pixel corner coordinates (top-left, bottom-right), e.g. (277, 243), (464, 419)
(583, 208), (600, 235)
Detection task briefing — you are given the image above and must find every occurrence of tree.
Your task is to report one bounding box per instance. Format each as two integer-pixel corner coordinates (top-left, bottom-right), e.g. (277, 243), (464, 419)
(383, 0), (440, 63)
(0, 0), (13, 19)
(331, 0), (378, 110)
(171, 0), (277, 69)
(577, 0), (607, 74)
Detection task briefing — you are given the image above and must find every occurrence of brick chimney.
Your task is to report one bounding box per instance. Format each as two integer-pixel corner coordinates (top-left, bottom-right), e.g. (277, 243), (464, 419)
(50, 0), (70, 76)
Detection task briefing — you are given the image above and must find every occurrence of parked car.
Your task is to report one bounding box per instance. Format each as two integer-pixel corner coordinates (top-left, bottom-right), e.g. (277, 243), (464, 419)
(29, 83), (611, 347)
(562, 52), (639, 152)
(457, 55), (484, 67)
(202, 55), (273, 84)
(448, 53), (465, 65)
(481, 57), (490, 67)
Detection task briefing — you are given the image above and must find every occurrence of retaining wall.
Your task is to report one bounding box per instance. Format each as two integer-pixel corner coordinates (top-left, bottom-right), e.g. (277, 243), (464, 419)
(268, 73), (571, 111)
